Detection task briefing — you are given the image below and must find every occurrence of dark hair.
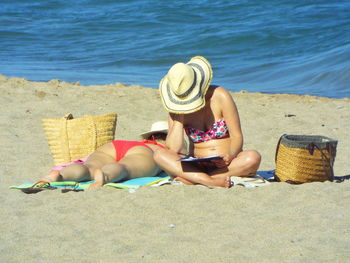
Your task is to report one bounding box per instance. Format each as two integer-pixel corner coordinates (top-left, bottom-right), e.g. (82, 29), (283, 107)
(147, 132), (167, 141)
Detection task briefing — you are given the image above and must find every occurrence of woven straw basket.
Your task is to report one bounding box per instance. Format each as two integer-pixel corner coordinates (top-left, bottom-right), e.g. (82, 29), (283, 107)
(275, 134), (337, 184)
(42, 113), (117, 165)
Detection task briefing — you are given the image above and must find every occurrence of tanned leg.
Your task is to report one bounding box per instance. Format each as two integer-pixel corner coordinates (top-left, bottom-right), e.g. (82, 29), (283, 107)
(37, 169), (62, 184)
(38, 164), (91, 184)
(89, 164), (129, 188)
(89, 146), (161, 188)
(211, 150), (261, 179)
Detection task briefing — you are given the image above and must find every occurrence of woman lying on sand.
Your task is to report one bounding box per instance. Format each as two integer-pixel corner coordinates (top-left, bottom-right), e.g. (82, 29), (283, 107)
(154, 56), (261, 188)
(37, 121), (170, 188)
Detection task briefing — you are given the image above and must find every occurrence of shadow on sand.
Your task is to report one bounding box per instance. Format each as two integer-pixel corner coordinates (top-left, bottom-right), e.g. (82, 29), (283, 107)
(334, 174), (350, 183)
(257, 170), (350, 184)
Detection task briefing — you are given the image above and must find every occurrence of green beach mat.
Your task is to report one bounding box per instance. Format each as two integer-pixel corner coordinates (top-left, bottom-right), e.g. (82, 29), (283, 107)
(9, 181), (91, 193)
(10, 176), (171, 192)
(104, 176), (171, 189)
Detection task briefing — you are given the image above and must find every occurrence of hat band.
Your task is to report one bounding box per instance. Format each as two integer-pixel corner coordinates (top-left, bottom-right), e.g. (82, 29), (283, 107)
(175, 69), (197, 98)
(188, 62), (205, 91)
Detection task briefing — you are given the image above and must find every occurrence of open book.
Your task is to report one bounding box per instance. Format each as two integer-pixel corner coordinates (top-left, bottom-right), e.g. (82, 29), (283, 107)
(179, 155), (223, 163)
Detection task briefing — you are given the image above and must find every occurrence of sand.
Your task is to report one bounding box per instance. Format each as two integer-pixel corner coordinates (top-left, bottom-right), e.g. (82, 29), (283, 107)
(0, 74), (349, 262)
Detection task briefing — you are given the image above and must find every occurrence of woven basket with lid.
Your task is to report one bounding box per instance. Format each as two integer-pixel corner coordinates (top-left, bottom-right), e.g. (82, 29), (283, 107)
(275, 134), (337, 184)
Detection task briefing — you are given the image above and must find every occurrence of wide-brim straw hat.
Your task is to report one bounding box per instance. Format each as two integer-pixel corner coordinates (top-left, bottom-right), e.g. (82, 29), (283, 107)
(140, 121), (168, 139)
(159, 56), (213, 114)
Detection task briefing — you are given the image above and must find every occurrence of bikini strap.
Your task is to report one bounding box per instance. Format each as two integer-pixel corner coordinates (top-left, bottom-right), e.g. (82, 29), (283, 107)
(142, 139), (168, 149)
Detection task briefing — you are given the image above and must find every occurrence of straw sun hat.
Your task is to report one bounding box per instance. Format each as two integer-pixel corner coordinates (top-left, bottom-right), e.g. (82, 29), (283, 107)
(159, 56), (213, 114)
(140, 121), (168, 139)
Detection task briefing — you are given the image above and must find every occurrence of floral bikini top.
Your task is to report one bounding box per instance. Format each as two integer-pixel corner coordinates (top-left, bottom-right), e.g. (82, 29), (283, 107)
(185, 119), (229, 143)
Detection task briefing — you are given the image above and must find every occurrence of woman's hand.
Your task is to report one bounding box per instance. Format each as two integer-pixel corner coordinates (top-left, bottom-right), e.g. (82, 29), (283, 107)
(217, 153), (234, 168)
(209, 153), (234, 168)
(222, 153), (234, 166)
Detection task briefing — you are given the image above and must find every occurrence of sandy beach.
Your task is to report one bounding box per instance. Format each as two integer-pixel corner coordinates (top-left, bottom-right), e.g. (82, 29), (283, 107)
(0, 74), (349, 262)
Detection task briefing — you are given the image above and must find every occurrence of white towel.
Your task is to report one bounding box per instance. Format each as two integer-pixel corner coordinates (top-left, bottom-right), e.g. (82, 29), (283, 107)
(230, 175), (271, 188)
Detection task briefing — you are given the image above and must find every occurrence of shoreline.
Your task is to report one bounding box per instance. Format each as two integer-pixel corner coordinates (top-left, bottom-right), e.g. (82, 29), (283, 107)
(0, 74), (349, 262)
(2, 74), (349, 100)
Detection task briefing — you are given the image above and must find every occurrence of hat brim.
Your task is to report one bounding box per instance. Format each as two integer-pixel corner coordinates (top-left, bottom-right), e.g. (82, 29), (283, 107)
(159, 56), (213, 114)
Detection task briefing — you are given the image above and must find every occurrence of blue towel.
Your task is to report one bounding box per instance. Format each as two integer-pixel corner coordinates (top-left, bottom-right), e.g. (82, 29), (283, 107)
(10, 175), (170, 191)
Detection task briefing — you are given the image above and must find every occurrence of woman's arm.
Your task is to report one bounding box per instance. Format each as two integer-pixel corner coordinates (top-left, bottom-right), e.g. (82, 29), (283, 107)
(165, 113), (185, 153)
(218, 87), (243, 163)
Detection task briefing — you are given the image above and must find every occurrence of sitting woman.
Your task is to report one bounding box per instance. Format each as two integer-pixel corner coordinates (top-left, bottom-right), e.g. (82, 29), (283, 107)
(154, 56), (261, 188)
(38, 121), (169, 188)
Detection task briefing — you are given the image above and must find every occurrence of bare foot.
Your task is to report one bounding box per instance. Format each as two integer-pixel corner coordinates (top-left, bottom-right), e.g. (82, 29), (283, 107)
(89, 180), (104, 189)
(37, 170), (62, 184)
(175, 176), (232, 188)
(209, 176), (233, 188)
(225, 176), (233, 188)
(88, 169), (105, 189)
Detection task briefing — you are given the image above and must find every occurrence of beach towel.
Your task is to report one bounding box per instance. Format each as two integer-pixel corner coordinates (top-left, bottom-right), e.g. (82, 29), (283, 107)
(10, 170), (274, 193)
(230, 175), (271, 188)
(228, 170), (274, 188)
(9, 175), (171, 194)
(104, 175), (171, 189)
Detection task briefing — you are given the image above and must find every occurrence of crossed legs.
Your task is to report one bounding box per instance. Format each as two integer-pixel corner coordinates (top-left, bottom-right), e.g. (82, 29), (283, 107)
(153, 148), (261, 187)
(153, 148), (231, 188)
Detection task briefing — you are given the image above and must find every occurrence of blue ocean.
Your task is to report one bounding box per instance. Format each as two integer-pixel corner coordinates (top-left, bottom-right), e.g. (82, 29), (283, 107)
(1, 0), (349, 98)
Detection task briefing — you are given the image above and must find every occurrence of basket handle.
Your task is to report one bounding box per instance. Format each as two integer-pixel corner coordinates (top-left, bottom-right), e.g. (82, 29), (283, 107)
(308, 142), (335, 181)
(60, 113), (72, 162)
(275, 134), (286, 163)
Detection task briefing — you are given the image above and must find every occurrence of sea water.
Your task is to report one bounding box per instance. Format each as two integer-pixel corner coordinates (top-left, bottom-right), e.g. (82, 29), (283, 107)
(1, 0), (349, 98)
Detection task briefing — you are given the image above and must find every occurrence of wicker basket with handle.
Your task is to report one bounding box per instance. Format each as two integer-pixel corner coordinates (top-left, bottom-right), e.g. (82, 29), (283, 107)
(42, 113), (117, 165)
(275, 134), (337, 184)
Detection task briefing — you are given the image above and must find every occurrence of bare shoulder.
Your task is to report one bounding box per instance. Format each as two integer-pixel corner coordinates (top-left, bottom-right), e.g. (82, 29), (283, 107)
(211, 86), (234, 102)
